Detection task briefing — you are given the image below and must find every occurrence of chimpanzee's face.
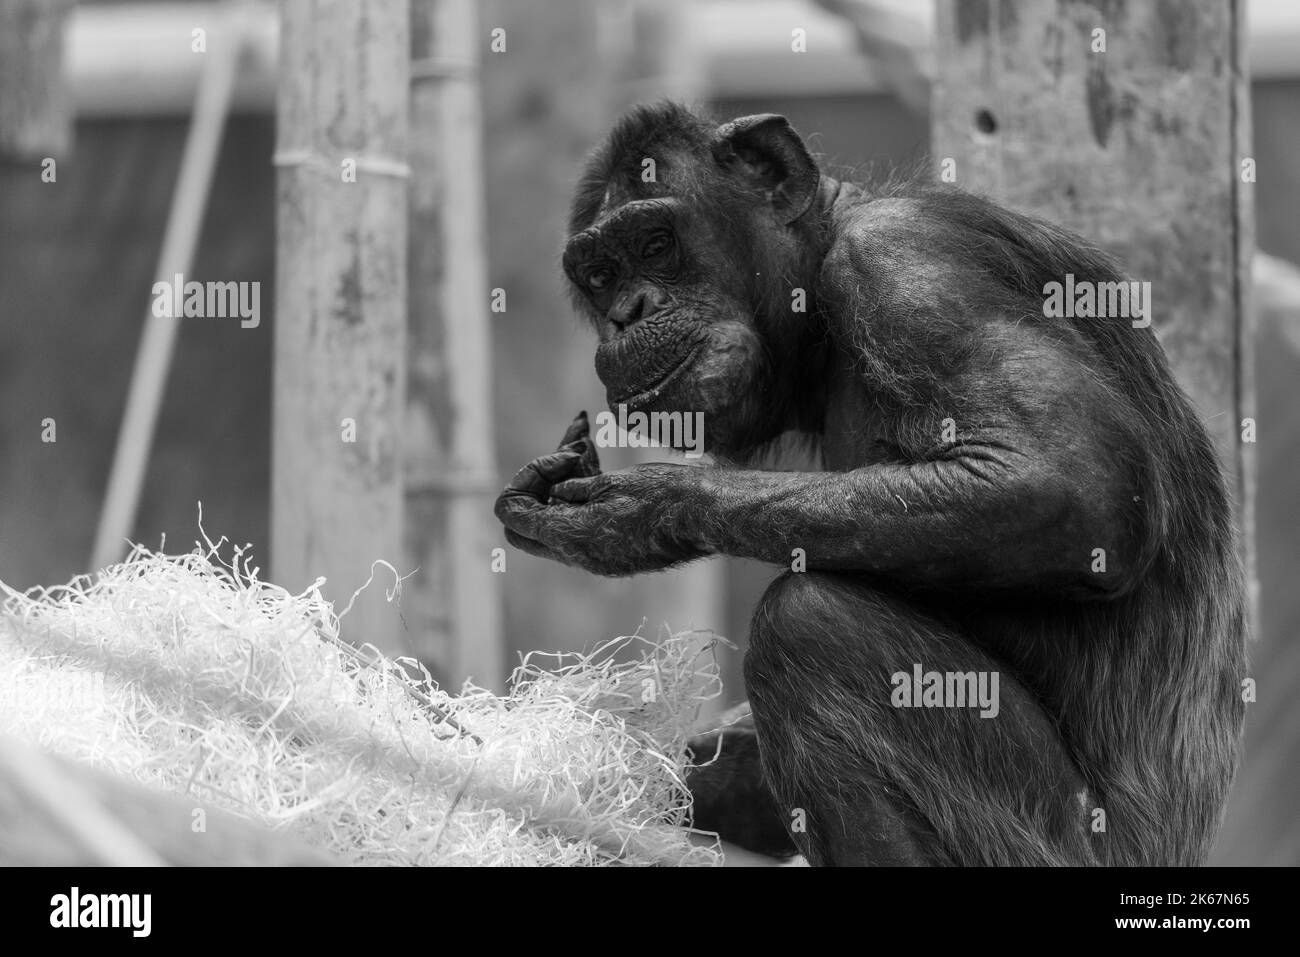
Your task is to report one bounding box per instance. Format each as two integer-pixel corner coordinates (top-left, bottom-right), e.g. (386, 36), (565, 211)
(562, 193), (775, 455)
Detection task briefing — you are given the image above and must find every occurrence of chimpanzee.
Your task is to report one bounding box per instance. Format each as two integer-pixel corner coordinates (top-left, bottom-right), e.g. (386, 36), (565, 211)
(494, 102), (1247, 866)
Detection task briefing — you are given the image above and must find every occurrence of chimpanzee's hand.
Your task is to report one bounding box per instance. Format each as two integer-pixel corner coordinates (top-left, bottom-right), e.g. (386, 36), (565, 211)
(494, 411), (707, 576)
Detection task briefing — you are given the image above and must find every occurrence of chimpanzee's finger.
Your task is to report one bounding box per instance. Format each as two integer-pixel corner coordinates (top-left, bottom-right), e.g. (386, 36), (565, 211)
(503, 451), (582, 500)
(504, 528), (564, 562)
(577, 429), (602, 476)
(557, 413), (603, 477)
(495, 452), (580, 531)
(496, 464), (585, 537)
(557, 440), (602, 480)
(555, 411), (590, 451)
(550, 475), (602, 504)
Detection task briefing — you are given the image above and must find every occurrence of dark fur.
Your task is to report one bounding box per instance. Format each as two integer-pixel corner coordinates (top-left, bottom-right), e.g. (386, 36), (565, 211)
(497, 103), (1247, 866)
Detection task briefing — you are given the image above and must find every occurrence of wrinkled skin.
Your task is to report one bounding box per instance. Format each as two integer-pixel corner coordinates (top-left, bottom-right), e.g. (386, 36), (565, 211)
(497, 411), (706, 576)
(494, 103), (1247, 866)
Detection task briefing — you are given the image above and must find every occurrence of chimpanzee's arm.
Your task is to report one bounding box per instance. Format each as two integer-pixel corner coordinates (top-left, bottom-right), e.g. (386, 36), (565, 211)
(683, 440), (1145, 597)
(498, 361), (1155, 596)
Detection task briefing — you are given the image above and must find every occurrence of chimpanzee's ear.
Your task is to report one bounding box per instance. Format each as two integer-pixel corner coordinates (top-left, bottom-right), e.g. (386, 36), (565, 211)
(711, 114), (820, 225)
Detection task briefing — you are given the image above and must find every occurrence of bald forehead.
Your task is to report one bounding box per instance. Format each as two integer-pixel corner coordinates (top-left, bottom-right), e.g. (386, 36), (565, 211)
(597, 143), (705, 207)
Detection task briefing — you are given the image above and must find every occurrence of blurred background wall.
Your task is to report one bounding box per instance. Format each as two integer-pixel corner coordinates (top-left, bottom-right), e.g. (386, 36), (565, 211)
(0, 0), (1295, 864)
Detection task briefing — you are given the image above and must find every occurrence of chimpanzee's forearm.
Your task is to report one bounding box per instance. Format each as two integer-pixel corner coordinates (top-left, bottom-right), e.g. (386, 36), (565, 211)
(683, 459), (1141, 595)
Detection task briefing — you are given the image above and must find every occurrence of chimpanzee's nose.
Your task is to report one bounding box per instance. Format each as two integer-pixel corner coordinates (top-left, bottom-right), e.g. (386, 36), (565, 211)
(608, 290), (662, 329)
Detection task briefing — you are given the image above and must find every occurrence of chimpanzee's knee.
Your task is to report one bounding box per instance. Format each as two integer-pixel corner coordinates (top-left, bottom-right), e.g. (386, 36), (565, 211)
(746, 570), (930, 687)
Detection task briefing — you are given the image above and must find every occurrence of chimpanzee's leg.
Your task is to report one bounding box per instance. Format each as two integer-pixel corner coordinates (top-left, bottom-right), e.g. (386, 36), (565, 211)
(743, 571), (1098, 867)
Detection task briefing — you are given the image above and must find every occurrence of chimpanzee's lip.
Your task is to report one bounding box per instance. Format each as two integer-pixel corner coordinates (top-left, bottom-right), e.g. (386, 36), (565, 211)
(608, 345), (703, 409)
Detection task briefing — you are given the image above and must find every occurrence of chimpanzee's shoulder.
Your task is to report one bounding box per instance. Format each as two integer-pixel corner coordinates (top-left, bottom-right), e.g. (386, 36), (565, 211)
(821, 184), (1123, 291)
(819, 194), (939, 284)
(832, 194), (928, 236)
(827, 186), (992, 250)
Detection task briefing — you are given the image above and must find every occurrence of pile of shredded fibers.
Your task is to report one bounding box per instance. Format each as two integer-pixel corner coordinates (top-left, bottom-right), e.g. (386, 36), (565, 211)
(0, 535), (723, 866)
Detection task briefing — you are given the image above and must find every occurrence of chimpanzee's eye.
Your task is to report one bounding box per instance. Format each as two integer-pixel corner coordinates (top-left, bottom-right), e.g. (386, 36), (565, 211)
(587, 266), (615, 291)
(642, 232), (673, 259)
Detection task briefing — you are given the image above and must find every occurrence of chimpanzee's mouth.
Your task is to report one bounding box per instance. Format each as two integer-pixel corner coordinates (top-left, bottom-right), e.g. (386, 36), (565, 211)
(608, 345), (703, 409)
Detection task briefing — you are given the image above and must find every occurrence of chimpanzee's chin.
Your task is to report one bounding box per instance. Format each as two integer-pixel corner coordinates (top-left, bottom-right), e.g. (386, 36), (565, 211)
(605, 383), (685, 417)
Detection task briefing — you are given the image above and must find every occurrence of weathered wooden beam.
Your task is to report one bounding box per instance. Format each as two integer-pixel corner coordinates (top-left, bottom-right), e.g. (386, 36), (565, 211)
(272, 0), (410, 654)
(29, 3), (1300, 117)
(932, 0), (1255, 599)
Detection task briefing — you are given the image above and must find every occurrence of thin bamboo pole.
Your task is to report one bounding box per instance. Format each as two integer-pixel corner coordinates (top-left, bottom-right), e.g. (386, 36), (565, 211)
(89, 13), (242, 571)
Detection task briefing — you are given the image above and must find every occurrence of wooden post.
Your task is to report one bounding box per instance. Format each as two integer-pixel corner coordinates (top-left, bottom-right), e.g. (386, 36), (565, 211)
(273, 0), (410, 655)
(405, 0), (503, 688)
(0, 0), (73, 159)
(932, 0), (1255, 600)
